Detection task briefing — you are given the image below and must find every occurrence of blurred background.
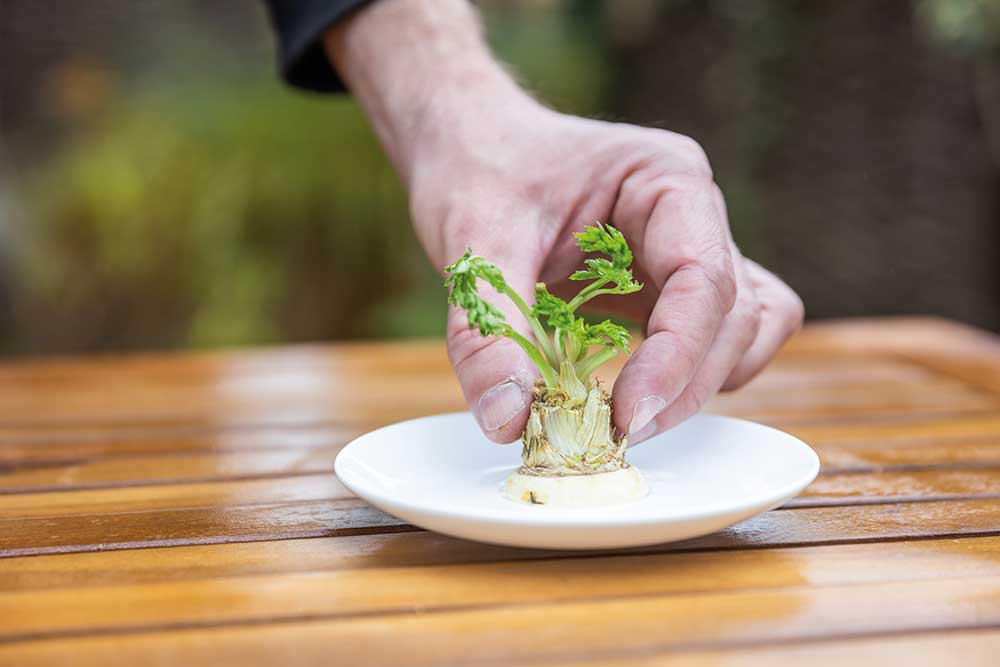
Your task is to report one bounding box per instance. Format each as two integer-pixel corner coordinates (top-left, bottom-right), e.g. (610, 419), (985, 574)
(0, 0), (997, 357)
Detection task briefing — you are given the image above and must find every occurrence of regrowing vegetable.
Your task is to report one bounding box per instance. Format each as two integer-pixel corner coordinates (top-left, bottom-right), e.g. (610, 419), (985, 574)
(445, 222), (648, 506)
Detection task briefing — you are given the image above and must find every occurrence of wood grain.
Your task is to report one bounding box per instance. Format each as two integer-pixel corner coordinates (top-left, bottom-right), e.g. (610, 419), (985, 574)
(791, 467), (1000, 506)
(1, 536), (998, 642)
(3, 495), (998, 560)
(813, 437), (1000, 471)
(0, 501), (408, 557)
(706, 376), (997, 421)
(2, 575), (999, 666)
(3, 423), (998, 493)
(786, 317), (1000, 394)
(1, 495), (997, 591)
(2, 318), (999, 665)
(0, 323), (994, 429)
(538, 630), (1000, 666)
(0, 423), (362, 465)
(0, 475), (350, 518)
(0, 448), (342, 493)
(785, 412), (1000, 444)
(787, 412), (1000, 468)
(2, 463), (995, 521)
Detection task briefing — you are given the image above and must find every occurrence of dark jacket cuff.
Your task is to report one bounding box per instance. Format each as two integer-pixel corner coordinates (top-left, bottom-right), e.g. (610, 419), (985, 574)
(263, 0), (375, 93)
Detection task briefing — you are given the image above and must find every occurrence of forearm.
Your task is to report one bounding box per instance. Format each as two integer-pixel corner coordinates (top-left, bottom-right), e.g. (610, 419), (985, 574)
(323, 0), (535, 186)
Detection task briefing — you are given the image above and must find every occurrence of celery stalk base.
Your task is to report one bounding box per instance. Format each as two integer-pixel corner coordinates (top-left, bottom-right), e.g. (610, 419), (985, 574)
(503, 378), (646, 506)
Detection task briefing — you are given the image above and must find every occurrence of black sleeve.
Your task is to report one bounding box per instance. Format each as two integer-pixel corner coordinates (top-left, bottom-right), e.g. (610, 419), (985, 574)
(262, 0), (376, 93)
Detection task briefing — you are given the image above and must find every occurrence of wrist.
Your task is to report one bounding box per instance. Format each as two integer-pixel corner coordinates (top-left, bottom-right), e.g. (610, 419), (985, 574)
(324, 0), (539, 186)
(408, 71), (542, 171)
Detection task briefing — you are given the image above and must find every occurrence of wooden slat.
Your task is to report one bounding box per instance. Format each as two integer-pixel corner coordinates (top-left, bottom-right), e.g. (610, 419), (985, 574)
(15, 391), (998, 446)
(784, 412), (1000, 445)
(0, 342), (461, 428)
(0, 501), (404, 558)
(791, 467), (1000, 506)
(2, 575), (999, 666)
(707, 376), (997, 420)
(538, 630), (1000, 666)
(0, 372), (467, 428)
(0, 475), (350, 518)
(0, 531), (553, 591)
(730, 357), (940, 389)
(0, 424), (362, 464)
(1, 464), (997, 557)
(1, 536), (998, 642)
(0, 448), (342, 493)
(3, 417), (999, 493)
(2, 496), (998, 562)
(4, 411), (999, 493)
(0, 340), (452, 383)
(0, 342), (929, 389)
(0, 332), (993, 429)
(1, 319), (998, 664)
(2, 420), (998, 495)
(786, 317), (1000, 395)
(813, 438), (1000, 471)
(3, 460), (996, 520)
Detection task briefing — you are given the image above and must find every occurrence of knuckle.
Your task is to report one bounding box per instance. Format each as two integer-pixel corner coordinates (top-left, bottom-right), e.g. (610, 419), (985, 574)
(671, 338), (704, 380)
(638, 129), (714, 181)
(669, 134), (713, 178)
(446, 321), (499, 372)
(696, 259), (738, 314)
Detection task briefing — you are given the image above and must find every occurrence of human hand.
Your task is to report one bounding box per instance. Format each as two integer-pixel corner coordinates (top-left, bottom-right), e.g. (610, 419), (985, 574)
(327, 0), (804, 444)
(409, 104), (803, 443)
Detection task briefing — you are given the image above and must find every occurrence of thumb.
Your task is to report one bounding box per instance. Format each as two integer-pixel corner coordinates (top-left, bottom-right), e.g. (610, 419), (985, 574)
(446, 261), (540, 444)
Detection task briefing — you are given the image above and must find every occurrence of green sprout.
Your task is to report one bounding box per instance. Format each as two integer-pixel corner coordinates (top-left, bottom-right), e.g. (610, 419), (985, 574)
(444, 222), (642, 391)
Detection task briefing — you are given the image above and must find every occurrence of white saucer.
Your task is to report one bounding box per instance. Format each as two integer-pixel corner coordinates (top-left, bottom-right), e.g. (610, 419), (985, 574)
(334, 412), (819, 550)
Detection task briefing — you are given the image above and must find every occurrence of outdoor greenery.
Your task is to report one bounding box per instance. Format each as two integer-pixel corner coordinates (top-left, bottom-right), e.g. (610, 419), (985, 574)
(8, 2), (610, 353)
(4, 0), (998, 354)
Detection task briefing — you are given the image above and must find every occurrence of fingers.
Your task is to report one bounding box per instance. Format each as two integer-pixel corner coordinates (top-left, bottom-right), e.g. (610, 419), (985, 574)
(628, 253), (761, 443)
(628, 258), (803, 444)
(611, 181), (738, 437)
(723, 260), (804, 390)
(446, 259), (540, 444)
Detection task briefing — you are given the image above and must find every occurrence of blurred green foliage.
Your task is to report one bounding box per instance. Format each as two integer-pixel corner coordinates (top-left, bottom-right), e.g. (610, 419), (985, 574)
(18, 87), (418, 351)
(917, 0), (1000, 51)
(11, 2), (610, 353)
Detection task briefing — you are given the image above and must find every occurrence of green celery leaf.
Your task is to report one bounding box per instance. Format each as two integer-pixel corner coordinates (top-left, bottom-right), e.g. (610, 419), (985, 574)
(532, 283), (575, 330)
(569, 223), (643, 294)
(444, 248), (509, 336)
(582, 319), (631, 354)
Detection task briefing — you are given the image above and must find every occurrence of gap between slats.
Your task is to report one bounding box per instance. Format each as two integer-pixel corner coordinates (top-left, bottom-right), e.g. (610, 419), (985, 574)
(2, 497), (998, 559)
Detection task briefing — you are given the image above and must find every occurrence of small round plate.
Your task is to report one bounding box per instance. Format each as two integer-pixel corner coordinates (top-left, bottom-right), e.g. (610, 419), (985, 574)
(335, 412), (819, 550)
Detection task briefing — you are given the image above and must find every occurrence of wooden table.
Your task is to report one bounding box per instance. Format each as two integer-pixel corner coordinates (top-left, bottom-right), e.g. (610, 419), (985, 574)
(1, 317), (999, 665)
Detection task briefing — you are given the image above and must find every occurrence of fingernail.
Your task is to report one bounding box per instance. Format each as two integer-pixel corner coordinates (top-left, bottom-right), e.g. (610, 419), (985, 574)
(628, 395), (666, 435)
(478, 380), (528, 431)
